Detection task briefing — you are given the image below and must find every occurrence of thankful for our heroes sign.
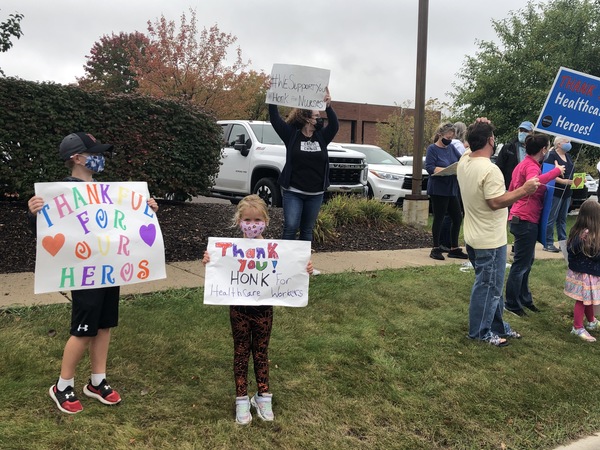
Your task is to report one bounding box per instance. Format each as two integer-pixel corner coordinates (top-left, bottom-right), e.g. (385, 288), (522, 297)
(203, 237), (311, 307)
(33, 182), (166, 294)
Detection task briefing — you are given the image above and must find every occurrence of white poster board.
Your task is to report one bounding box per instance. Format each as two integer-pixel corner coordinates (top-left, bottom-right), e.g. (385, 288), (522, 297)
(33, 182), (166, 294)
(203, 237), (311, 307)
(266, 64), (331, 110)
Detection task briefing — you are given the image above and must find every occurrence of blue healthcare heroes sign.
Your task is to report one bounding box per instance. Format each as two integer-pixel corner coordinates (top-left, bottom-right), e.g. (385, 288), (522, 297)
(535, 67), (600, 147)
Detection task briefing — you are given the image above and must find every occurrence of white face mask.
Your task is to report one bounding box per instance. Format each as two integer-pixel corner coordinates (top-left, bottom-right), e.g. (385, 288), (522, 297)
(240, 220), (265, 238)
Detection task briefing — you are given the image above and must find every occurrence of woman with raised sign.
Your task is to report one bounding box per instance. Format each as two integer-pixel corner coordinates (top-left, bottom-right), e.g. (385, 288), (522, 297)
(268, 87), (339, 246)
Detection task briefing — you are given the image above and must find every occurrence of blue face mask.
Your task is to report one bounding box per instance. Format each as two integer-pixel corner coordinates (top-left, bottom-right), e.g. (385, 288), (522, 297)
(84, 154), (105, 173)
(518, 132), (529, 144)
(562, 142), (572, 152)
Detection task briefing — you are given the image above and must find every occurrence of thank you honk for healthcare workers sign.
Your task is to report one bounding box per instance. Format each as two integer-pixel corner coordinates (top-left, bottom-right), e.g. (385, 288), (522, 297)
(33, 182), (166, 294)
(203, 237), (311, 307)
(536, 67), (600, 146)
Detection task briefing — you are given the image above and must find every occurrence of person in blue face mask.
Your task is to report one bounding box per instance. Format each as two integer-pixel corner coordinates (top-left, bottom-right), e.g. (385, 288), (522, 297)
(496, 121), (534, 190)
(544, 136), (575, 252)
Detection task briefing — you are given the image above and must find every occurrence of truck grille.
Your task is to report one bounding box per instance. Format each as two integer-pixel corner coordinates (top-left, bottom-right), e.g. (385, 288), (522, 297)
(328, 157), (366, 184)
(401, 174), (428, 191)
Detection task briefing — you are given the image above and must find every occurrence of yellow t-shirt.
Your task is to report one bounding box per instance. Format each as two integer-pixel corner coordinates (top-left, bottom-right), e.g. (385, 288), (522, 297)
(457, 154), (508, 249)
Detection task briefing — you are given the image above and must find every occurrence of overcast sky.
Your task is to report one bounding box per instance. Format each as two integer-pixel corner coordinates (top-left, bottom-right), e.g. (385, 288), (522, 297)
(1, 0), (531, 107)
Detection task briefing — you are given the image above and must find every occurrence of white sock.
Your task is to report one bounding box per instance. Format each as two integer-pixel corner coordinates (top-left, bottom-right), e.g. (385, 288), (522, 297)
(57, 377), (74, 391)
(91, 373), (106, 386)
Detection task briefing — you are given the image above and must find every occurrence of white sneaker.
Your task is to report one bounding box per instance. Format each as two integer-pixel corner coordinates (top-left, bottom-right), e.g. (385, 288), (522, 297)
(251, 393), (274, 421)
(235, 396), (252, 425)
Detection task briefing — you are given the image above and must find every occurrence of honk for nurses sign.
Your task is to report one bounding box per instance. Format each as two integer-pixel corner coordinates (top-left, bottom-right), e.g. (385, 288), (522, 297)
(33, 182), (166, 294)
(266, 63), (330, 111)
(203, 237), (311, 307)
(536, 67), (600, 146)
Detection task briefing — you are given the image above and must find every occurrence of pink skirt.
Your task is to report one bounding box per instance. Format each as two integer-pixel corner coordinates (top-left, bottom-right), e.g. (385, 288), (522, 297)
(564, 269), (600, 305)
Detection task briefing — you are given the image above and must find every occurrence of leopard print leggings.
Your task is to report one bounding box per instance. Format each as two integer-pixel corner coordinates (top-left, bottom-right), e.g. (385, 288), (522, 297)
(230, 305), (273, 397)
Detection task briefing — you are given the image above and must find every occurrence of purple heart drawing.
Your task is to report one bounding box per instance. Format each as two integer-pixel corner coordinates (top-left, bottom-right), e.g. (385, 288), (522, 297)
(139, 224), (157, 247)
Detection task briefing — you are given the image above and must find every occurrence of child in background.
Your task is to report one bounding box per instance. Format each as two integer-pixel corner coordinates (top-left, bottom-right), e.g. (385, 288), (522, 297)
(202, 194), (313, 425)
(565, 199), (600, 342)
(27, 132), (159, 413)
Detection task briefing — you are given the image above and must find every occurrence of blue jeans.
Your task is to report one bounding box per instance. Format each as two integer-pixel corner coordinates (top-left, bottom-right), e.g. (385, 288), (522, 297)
(505, 220), (538, 311)
(545, 194), (570, 247)
(466, 245), (513, 340)
(282, 190), (324, 241)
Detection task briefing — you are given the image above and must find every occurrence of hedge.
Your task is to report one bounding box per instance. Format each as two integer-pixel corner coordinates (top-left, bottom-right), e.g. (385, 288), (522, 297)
(0, 77), (222, 201)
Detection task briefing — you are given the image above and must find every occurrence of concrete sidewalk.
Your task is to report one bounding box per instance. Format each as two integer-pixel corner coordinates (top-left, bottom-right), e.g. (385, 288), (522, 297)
(1, 243), (594, 450)
(0, 243), (566, 308)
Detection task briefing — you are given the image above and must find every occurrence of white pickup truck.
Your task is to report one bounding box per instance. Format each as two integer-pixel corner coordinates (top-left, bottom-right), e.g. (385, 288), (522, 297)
(210, 120), (368, 206)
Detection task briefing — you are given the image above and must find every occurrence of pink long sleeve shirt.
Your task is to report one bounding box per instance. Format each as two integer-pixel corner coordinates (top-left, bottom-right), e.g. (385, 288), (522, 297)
(507, 155), (561, 224)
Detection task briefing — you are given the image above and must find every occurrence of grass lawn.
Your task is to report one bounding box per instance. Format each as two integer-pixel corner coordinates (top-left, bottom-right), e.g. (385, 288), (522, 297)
(2, 260), (600, 449)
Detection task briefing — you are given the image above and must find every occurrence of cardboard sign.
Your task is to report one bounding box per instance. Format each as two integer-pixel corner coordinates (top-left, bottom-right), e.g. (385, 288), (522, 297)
(535, 67), (600, 146)
(33, 182), (166, 294)
(266, 64), (330, 110)
(203, 237), (311, 307)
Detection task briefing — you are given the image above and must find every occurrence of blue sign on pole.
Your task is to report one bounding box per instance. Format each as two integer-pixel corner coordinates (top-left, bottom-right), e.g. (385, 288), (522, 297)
(535, 67), (600, 147)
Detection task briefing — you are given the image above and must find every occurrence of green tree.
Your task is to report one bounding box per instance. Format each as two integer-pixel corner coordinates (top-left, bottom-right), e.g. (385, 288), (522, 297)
(0, 10), (24, 76)
(132, 9), (269, 119)
(78, 32), (149, 93)
(451, 0), (600, 145)
(376, 98), (444, 156)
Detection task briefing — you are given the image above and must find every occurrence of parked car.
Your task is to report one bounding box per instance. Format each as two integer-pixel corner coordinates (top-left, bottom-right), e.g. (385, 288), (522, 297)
(210, 121), (368, 207)
(336, 144), (428, 206)
(586, 174), (598, 196)
(396, 156), (426, 166)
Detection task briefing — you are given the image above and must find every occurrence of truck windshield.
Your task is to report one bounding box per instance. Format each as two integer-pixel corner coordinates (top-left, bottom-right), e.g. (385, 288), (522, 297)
(249, 124), (284, 145)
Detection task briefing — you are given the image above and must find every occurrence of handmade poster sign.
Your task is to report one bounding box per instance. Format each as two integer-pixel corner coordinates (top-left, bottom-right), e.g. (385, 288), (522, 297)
(203, 237), (311, 307)
(33, 182), (166, 294)
(266, 64), (330, 110)
(572, 173), (586, 189)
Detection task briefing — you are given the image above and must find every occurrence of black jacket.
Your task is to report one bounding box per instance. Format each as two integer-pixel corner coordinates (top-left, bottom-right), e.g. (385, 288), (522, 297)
(495, 139), (521, 190)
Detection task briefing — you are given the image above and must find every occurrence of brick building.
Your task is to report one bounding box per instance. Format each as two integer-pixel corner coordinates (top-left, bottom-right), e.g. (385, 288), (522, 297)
(330, 100), (441, 149)
(330, 101), (413, 146)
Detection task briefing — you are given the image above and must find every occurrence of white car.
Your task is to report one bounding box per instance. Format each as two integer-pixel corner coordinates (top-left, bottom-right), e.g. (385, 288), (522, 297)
(586, 174), (598, 195)
(336, 144), (428, 205)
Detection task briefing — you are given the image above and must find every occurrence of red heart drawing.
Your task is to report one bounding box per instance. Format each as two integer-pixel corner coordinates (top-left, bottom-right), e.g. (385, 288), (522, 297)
(574, 176), (584, 188)
(42, 234), (65, 257)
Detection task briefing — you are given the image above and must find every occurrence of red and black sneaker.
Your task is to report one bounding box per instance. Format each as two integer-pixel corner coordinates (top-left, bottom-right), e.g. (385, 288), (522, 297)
(49, 383), (84, 414)
(83, 379), (122, 405)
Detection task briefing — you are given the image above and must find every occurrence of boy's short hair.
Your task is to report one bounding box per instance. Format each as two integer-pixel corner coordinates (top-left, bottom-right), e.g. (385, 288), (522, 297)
(59, 132), (113, 161)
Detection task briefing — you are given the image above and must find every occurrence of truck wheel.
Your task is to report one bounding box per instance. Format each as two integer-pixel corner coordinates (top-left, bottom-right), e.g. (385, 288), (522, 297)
(254, 177), (282, 207)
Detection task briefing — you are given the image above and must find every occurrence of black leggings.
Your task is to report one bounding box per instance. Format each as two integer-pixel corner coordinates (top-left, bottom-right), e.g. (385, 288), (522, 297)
(230, 305), (273, 397)
(430, 195), (462, 248)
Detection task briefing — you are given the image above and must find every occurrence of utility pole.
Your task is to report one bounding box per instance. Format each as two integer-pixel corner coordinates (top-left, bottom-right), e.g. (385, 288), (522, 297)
(403, 0), (430, 227)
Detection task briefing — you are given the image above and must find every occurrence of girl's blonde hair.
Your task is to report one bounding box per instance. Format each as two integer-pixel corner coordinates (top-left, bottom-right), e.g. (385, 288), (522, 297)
(567, 199), (600, 257)
(232, 194), (270, 227)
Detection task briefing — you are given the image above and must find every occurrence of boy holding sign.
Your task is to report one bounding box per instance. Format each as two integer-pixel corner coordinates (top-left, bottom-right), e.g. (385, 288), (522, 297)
(27, 132), (159, 414)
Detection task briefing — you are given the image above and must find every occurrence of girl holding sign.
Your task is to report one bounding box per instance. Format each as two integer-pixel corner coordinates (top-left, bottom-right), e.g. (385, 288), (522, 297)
(202, 195), (313, 425)
(268, 87), (338, 243)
